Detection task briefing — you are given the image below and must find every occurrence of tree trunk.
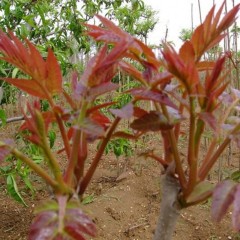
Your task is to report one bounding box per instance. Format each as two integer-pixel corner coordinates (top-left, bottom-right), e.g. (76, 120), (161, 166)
(153, 173), (182, 240)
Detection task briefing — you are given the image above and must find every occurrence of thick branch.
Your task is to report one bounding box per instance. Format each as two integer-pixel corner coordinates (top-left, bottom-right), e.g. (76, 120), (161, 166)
(153, 173), (181, 240)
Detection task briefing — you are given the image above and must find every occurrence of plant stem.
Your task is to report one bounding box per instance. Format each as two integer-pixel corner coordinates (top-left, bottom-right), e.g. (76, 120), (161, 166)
(153, 173), (181, 240)
(198, 137), (230, 180)
(168, 130), (187, 188)
(64, 100), (88, 186)
(194, 119), (205, 159)
(147, 152), (168, 168)
(55, 112), (71, 159)
(11, 148), (58, 190)
(160, 103), (187, 188)
(174, 90), (187, 140)
(64, 129), (81, 186)
(44, 88), (71, 159)
(41, 135), (69, 193)
(79, 117), (120, 195)
(186, 96), (197, 195)
(199, 121), (240, 180)
(198, 139), (217, 179)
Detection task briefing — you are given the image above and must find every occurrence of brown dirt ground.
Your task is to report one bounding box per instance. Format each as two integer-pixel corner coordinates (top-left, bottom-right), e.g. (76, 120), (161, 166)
(0, 118), (240, 240)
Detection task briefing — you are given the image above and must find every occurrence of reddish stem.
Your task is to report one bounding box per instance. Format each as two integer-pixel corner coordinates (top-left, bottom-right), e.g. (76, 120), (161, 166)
(186, 97), (197, 194)
(79, 117), (120, 195)
(147, 153), (168, 168)
(199, 137), (230, 180)
(64, 129), (81, 186)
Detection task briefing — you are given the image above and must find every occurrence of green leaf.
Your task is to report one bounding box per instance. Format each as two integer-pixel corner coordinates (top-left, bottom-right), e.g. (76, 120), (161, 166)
(48, 130), (56, 149)
(0, 109), (7, 126)
(11, 67), (19, 78)
(231, 170), (240, 182)
(187, 181), (214, 203)
(32, 155), (44, 163)
(7, 174), (28, 206)
(21, 176), (35, 194)
(82, 194), (94, 205)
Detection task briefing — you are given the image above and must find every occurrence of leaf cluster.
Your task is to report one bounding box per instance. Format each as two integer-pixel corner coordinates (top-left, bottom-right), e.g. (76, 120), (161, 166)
(0, 1), (239, 239)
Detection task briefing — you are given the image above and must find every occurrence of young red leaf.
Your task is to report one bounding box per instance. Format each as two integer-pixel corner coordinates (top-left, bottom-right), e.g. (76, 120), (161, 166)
(20, 102), (56, 145)
(2, 78), (46, 98)
(134, 38), (161, 69)
(161, 43), (199, 92)
(196, 61), (216, 71)
(130, 111), (173, 132)
(26, 39), (46, 79)
(205, 56), (226, 92)
(80, 43), (124, 89)
(89, 109), (111, 130)
(119, 61), (146, 85)
(0, 31), (63, 98)
(190, 3), (240, 60)
(45, 48), (63, 95)
(211, 180), (237, 222)
(133, 107), (148, 118)
(151, 71), (172, 89)
(96, 15), (128, 39)
(87, 15), (160, 70)
(179, 41), (195, 64)
(217, 3), (240, 34)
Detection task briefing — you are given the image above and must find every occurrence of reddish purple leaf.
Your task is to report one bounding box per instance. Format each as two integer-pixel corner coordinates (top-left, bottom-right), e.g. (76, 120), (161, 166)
(89, 109), (111, 130)
(232, 88), (240, 99)
(151, 71), (172, 88)
(112, 131), (141, 139)
(29, 211), (57, 239)
(65, 209), (96, 237)
(232, 184), (240, 231)
(110, 103), (134, 119)
(205, 56), (226, 92)
(29, 198), (96, 240)
(78, 118), (105, 141)
(199, 112), (217, 131)
(211, 180), (237, 222)
(219, 91), (234, 106)
(130, 111), (173, 132)
(64, 226), (86, 240)
(130, 88), (177, 109)
(0, 140), (13, 162)
(167, 107), (185, 124)
(87, 102), (116, 115)
(88, 82), (118, 100)
(133, 107), (148, 118)
(73, 82), (88, 102)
